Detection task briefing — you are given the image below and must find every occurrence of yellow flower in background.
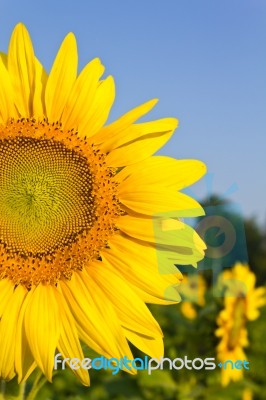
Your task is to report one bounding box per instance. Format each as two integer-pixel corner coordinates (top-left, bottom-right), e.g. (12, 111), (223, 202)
(242, 388), (253, 400)
(0, 23), (206, 385)
(215, 263), (266, 386)
(178, 274), (206, 319)
(180, 302), (198, 320)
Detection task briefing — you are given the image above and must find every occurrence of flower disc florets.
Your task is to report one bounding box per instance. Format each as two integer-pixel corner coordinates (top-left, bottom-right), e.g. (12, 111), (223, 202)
(0, 119), (122, 288)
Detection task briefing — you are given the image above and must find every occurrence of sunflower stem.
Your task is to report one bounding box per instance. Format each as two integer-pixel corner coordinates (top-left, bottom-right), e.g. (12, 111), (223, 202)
(0, 380), (6, 400)
(24, 372), (46, 400)
(0, 380), (25, 400)
(17, 383), (25, 400)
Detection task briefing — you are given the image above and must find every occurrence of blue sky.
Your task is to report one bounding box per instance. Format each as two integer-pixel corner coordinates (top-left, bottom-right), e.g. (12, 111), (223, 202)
(1, 0), (265, 224)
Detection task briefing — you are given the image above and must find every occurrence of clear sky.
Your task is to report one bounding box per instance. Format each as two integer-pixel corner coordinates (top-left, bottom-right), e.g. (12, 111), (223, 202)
(0, 0), (265, 224)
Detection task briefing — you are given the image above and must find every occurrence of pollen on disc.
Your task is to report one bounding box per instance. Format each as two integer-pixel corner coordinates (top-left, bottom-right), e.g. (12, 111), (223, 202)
(0, 136), (95, 257)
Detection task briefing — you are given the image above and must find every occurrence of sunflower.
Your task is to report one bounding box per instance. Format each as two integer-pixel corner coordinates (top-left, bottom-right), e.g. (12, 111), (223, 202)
(215, 263), (266, 387)
(178, 273), (206, 319)
(242, 388), (253, 400)
(0, 23), (207, 386)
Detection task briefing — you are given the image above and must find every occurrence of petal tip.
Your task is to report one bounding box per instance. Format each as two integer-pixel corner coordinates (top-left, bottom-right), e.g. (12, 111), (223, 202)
(13, 22), (28, 31)
(62, 31), (77, 50)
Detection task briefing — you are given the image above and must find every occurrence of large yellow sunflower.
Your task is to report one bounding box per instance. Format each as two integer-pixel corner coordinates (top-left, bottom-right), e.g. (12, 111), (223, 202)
(0, 23), (206, 386)
(215, 263), (266, 387)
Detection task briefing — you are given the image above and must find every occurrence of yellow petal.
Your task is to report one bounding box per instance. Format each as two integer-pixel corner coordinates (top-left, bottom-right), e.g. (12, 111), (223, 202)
(102, 234), (182, 304)
(88, 262), (162, 338)
(116, 156), (206, 189)
(106, 233), (182, 276)
(24, 285), (61, 381)
(118, 185), (204, 217)
(45, 32), (77, 122)
(116, 215), (205, 267)
(7, 23), (35, 117)
(15, 295), (37, 383)
(79, 75), (115, 137)
(61, 273), (134, 361)
(32, 57), (48, 118)
(56, 291), (90, 386)
(0, 278), (14, 317)
(94, 98), (158, 145)
(103, 118), (176, 153)
(180, 302), (197, 319)
(105, 118), (178, 167)
(61, 58), (104, 131)
(242, 388), (253, 400)
(0, 52), (7, 66)
(252, 287), (266, 307)
(60, 280), (104, 356)
(0, 285), (27, 380)
(123, 329), (164, 359)
(117, 215), (205, 248)
(0, 54), (17, 122)
(102, 250), (181, 305)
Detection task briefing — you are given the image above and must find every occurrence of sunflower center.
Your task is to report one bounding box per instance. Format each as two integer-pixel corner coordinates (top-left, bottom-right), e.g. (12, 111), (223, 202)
(0, 119), (122, 288)
(0, 136), (95, 256)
